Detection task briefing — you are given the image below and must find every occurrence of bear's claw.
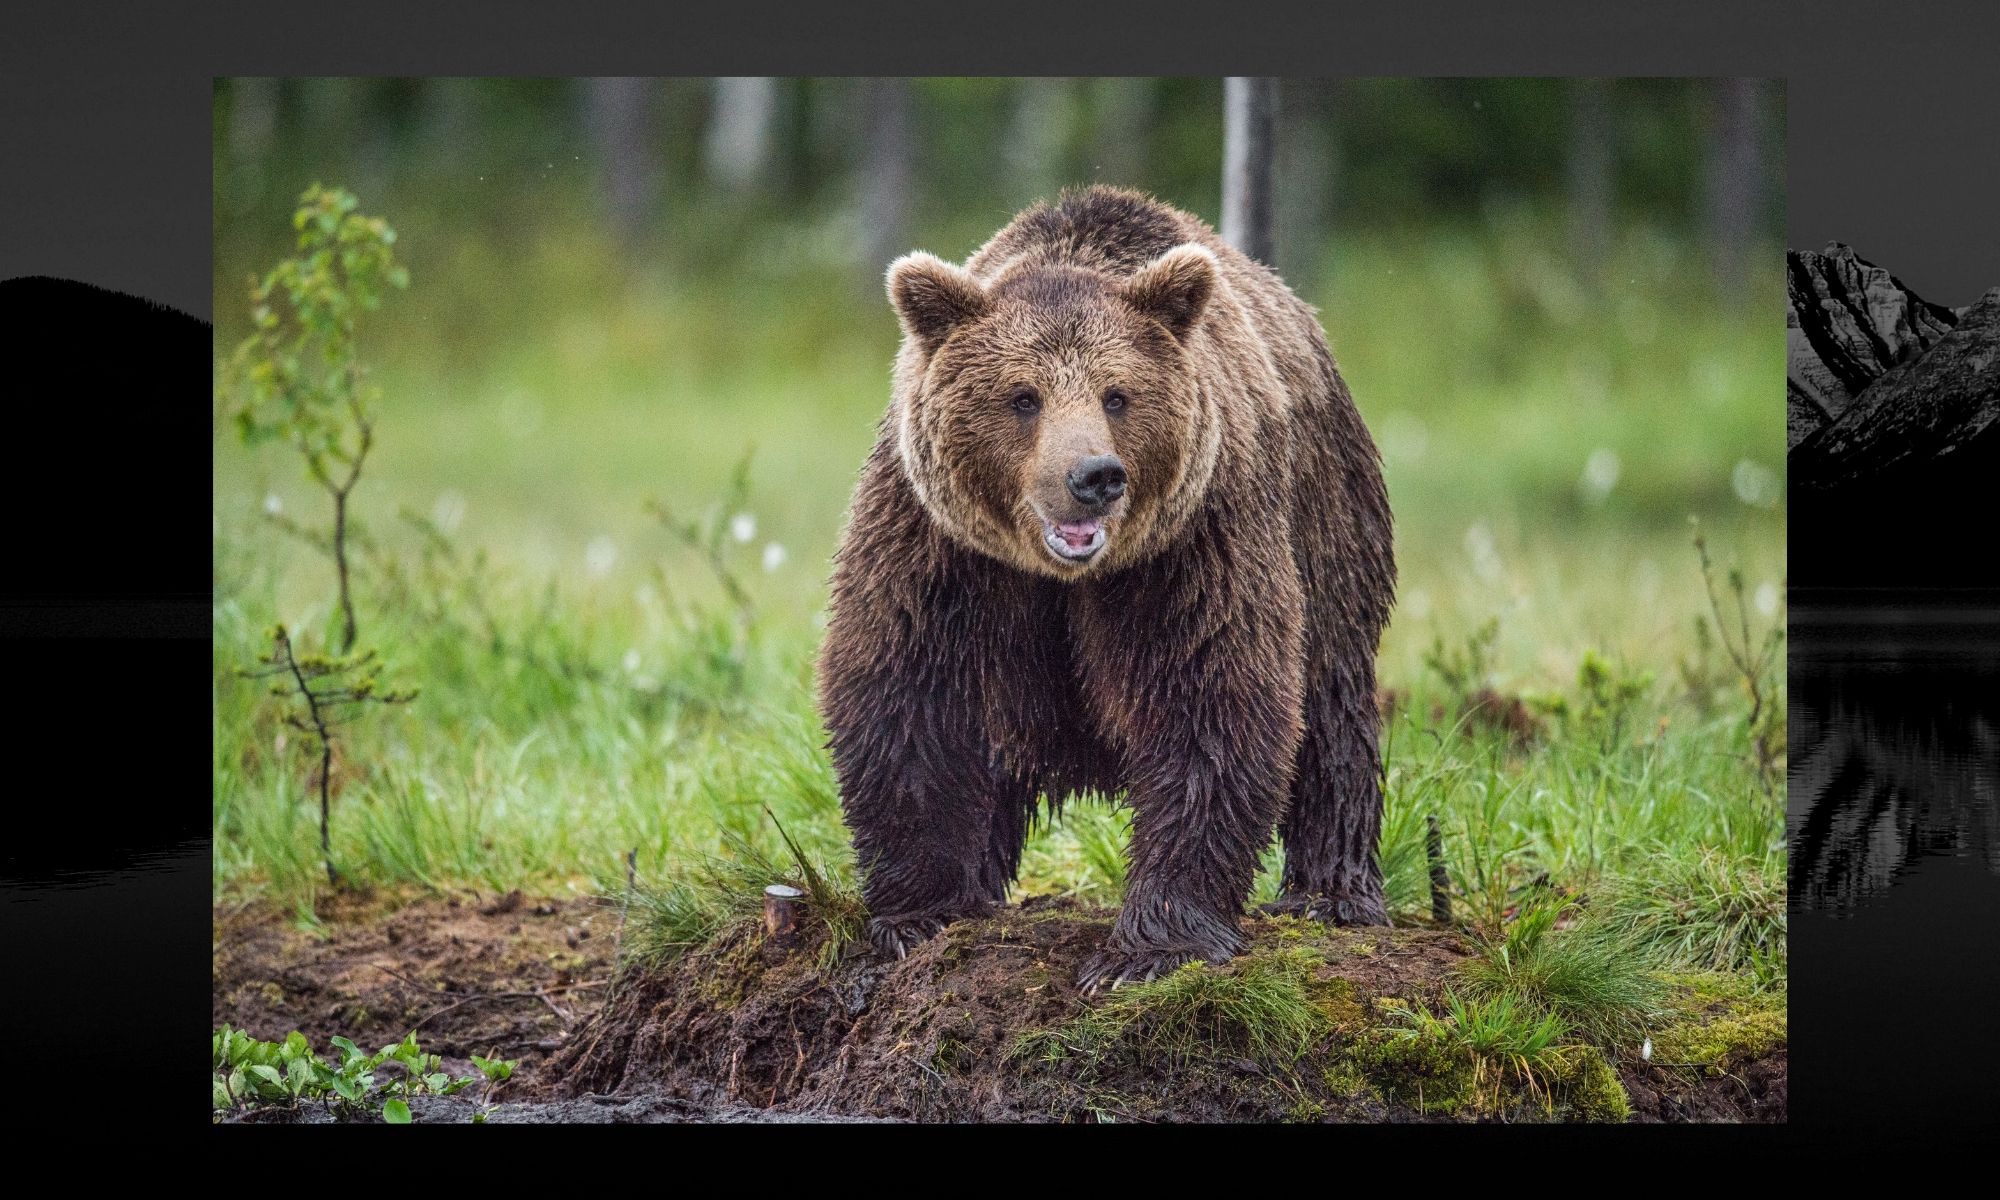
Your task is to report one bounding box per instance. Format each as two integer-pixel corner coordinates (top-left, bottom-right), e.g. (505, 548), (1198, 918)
(867, 914), (946, 961)
(1076, 946), (1205, 995)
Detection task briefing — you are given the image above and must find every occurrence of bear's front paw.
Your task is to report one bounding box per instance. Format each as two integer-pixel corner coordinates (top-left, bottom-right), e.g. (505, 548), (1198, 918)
(867, 914), (947, 961)
(1262, 889), (1387, 927)
(1077, 945), (1217, 994)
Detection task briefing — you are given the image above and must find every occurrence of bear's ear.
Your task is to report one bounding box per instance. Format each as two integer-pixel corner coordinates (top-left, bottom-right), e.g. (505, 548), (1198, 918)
(887, 252), (991, 355)
(1119, 243), (1218, 344)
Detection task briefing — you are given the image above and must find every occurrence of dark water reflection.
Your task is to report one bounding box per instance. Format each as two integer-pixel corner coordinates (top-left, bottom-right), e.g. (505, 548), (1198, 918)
(1790, 598), (2000, 913)
(1789, 595), (2000, 1126)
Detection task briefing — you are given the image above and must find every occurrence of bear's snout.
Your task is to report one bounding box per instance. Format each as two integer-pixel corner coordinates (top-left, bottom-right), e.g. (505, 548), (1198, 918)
(1065, 454), (1127, 510)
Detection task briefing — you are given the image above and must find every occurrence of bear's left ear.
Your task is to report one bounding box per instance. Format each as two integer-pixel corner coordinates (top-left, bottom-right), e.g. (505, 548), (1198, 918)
(887, 252), (991, 356)
(1119, 243), (1218, 344)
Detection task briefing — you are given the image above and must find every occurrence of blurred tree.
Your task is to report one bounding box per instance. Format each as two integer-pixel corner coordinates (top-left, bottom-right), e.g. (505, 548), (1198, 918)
(1567, 77), (1614, 289)
(1703, 77), (1768, 303)
(705, 77), (778, 192)
(857, 78), (914, 278)
(1275, 78), (1337, 301)
(1002, 78), (1081, 207)
(1086, 77), (1153, 187)
(1222, 77), (1278, 265)
(583, 77), (663, 248)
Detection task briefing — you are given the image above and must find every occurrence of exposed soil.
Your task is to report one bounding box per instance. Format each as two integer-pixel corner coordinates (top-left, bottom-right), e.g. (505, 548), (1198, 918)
(213, 891), (1786, 1123)
(212, 887), (617, 1094)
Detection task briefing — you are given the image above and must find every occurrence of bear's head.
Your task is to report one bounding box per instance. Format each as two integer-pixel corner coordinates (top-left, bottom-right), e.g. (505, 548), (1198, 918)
(885, 244), (1224, 579)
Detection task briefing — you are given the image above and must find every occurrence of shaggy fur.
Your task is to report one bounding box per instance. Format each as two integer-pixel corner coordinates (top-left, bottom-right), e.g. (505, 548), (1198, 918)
(818, 186), (1396, 989)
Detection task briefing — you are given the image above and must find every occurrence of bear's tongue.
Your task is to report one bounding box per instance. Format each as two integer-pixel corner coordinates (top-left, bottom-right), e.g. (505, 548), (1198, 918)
(1055, 518), (1101, 550)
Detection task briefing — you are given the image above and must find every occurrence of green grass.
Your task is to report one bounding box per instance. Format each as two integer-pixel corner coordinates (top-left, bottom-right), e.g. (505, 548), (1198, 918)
(212, 210), (1785, 1005)
(1594, 846), (1789, 979)
(1013, 947), (1337, 1073)
(1455, 897), (1669, 1045)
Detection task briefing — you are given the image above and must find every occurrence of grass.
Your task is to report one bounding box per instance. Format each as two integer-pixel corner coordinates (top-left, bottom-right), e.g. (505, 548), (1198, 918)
(212, 209), (1785, 1027)
(1594, 846), (1788, 980)
(1455, 897), (1669, 1045)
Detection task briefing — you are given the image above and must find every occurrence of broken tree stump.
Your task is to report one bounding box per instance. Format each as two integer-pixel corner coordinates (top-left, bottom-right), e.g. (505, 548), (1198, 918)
(764, 884), (805, 939)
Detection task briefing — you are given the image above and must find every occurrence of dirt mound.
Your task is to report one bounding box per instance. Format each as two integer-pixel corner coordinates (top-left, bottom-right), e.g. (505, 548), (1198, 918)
(542, 895), (1779, 1123)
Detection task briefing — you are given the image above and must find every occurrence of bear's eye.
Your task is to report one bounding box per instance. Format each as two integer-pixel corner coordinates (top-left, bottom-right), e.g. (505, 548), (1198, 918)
(1103, 388), (1128, 413)
(1009, 388), (1041, 415)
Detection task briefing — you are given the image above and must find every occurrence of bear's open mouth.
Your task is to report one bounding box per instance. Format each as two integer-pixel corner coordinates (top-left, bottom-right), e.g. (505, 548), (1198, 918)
(1041, 517), (1105, 563)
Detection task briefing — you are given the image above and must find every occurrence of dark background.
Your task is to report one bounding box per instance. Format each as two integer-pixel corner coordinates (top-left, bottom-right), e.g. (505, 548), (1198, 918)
(7, 0), (2000, 1141)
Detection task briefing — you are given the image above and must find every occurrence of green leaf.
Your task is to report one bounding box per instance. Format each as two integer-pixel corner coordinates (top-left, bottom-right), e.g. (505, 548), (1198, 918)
(423, 1073), (450, 1094)
(213, 1079), (235, 1110)
(246, 1064), (288, 1098)
(382, 1098), (412, 1124)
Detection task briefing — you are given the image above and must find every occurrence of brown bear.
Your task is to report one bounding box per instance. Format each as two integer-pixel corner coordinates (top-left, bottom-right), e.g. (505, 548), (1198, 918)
(817, 186), (1395, 990)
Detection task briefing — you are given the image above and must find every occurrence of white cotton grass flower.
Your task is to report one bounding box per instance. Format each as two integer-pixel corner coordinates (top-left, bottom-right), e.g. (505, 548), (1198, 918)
(1755, 582), (1780, 617)
(1732, 459), (1779, 508)
(1402, 587), (1433, 622)
(623, 648), (642, 674)
(762, 542), (788, 573)
(432, 489), (467, 535)
(730, 513), (757, 544)
(1641, 1037), (1653, 1062)
(585, 535), (618, 578)
(263, 493), (283, 516)
(1580, 447), (1621, 503)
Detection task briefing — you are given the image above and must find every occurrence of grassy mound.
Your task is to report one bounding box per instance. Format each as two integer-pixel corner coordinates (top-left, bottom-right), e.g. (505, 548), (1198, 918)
(543, 898), (1784, 1123)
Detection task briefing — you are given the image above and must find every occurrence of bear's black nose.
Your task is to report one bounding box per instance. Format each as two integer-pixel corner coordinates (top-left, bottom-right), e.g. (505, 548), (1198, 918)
(1066, 455), (1127, 509)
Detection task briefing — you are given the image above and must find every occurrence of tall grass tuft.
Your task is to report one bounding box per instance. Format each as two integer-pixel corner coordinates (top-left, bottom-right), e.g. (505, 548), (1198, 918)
(1455, 895), (1668, 1046)
(1594, 846), (1787, 980)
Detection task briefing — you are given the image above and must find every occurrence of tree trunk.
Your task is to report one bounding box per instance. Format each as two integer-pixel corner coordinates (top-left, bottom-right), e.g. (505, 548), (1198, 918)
(1704, 78), (1767, 304)
(1274, 79), (1336, 301)
(1087, 77), (1153, 187)
(858, 78), (915, 280)
(704, 77), (777, 192)
(1567, 77), (1615, 290)
(1003, 77), (1080, 205)
(583, 77), (663, 248)
(1221, 77), (1278, 265)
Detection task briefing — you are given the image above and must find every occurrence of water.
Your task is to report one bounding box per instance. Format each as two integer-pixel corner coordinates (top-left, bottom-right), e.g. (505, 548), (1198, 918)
(1789, 593), (2000, 1125)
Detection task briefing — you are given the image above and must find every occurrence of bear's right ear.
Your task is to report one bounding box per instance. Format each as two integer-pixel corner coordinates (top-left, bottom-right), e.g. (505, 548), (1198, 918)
(887, 252), (991, 355)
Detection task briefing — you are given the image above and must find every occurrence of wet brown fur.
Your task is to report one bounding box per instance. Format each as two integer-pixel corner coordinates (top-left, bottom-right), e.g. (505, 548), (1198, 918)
(818, 187), (1396, 988)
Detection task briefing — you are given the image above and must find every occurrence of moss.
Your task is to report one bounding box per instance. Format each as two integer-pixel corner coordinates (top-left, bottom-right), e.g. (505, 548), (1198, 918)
(1547, 1045), (1631, 1122)
(1650, 977), (1786, 1075)
(1321, 1060), (1369, 1099)
(1305, 973), (1367, 1030)
(691, 923), (766, 1012)
(1345, 1027), (1473, 1116)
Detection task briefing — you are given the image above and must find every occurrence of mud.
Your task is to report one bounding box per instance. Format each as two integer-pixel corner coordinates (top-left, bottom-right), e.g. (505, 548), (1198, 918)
(213, 887), (616, 1090)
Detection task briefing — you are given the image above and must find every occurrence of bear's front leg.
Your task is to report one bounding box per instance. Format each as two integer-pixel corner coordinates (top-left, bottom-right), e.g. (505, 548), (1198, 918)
(822, 626), (1032, 960)
(1072, 540), (1307, 992)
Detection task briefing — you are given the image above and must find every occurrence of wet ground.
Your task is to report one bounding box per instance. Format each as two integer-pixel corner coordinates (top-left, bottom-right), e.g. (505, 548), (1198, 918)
(214, 891), (1784, 1123)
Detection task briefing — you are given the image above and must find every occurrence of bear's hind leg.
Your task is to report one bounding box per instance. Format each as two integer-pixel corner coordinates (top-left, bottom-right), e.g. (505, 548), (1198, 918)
(1274, 667), (1388, 925)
